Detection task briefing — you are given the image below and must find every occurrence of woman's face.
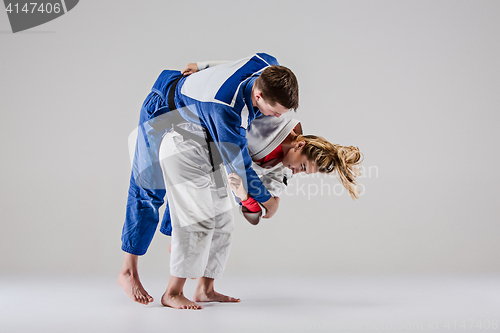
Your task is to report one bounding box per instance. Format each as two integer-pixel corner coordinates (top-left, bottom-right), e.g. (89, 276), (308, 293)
(282, 141), (319, 175)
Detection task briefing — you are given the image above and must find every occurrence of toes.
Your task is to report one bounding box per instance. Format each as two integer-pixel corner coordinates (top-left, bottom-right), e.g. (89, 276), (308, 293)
(131, 289), (152, 305)
(187, 303), (201, 310)
(219, 294), (240, 302)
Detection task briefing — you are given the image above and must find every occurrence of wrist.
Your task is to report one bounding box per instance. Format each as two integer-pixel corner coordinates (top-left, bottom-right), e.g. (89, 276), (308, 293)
(261, 196), (273, 205)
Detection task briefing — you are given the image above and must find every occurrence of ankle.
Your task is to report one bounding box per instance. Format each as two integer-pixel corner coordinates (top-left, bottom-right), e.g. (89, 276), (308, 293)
(196, 277), (215, 292)
(165, 289), (184, 297)
(195, 285), (213, 294)
(120, 268), (138, 277)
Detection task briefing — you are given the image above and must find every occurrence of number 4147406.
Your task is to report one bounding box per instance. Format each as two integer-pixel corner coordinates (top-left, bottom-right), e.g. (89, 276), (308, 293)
(443, 319), (498, 330)
(5, 3), (62, 14)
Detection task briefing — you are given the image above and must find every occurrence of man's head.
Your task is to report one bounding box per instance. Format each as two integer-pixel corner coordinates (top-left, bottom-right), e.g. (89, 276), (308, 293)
(252, 65), (299, 118)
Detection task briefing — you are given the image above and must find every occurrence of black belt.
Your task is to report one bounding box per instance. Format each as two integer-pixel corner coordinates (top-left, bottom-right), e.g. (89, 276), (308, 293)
(166, 76), (228, 199)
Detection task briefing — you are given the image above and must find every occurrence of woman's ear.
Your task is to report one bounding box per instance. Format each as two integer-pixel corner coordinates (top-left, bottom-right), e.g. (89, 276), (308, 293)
(295, 141), (306, 151)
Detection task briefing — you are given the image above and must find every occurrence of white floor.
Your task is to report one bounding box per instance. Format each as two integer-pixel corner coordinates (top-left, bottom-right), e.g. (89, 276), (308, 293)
(1, 273), (499, 333)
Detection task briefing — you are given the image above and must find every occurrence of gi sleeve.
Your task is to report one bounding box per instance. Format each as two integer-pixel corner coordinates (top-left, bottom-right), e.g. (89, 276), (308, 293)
(258, 166), (291, 198)
(207, 105), (272, 203)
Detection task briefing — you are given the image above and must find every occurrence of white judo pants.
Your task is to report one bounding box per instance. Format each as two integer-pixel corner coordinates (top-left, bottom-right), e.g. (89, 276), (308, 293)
(159, 128), (234, 279)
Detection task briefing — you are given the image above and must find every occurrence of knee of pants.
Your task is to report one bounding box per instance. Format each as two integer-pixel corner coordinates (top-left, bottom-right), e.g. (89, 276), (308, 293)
(179, 218), (216, 235)
(213, 210), (235, 234)
(127, 173), (166, 204)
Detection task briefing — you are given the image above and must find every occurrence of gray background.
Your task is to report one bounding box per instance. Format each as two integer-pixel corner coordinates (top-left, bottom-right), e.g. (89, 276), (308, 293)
(1, 0), (499, 278)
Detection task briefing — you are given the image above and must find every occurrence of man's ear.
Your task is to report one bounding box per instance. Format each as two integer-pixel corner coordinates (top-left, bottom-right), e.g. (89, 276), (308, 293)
(294, 123), (303, 135)
(254, 89), (262, 102)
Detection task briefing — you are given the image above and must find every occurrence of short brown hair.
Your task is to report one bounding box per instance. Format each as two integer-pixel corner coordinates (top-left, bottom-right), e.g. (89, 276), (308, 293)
(254, 65), (299, 110)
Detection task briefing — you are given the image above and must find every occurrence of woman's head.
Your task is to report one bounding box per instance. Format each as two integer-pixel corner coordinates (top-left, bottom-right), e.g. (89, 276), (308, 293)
(282, 135), (363, 200)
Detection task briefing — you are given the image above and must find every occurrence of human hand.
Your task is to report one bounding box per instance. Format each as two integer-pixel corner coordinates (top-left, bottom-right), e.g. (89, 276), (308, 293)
(261, 196), (280, 219)
(228, 173), (249, 201)
(181, 63), (199, 76)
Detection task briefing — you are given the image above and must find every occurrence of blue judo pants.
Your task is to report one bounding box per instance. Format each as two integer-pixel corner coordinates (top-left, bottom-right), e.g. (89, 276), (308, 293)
(121, 70), (182, 256)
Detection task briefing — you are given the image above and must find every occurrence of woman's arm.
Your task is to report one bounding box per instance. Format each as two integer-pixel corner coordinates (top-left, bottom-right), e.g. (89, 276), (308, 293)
(229, 164), (290, 225)
(229, 173), (266, 225)
(181, 60), (230, 76)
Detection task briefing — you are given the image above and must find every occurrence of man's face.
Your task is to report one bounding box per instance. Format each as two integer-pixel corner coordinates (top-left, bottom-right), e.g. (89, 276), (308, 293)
(255, 93), (289, 118)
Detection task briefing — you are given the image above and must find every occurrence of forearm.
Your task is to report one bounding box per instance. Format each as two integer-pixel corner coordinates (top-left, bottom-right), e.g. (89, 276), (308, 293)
(210, 112), (272, 202)
(240, 196), (262, 213)
(196, 60), (230, 70)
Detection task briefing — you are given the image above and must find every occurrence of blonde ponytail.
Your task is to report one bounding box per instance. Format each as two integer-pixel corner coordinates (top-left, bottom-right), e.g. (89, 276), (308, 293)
(297, 135), (363, 200)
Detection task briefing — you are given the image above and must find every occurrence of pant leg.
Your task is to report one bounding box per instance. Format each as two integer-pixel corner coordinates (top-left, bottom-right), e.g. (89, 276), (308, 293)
(159, 201), (172, 236)
(203, 207), (234, 279)
(121, 92), (168, 256)
(159, 131), (233, 278)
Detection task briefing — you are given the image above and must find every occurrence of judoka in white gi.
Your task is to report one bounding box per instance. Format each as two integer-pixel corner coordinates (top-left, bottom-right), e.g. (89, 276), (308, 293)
(159, 112), (297, 279)
(160, 106), (363, 309)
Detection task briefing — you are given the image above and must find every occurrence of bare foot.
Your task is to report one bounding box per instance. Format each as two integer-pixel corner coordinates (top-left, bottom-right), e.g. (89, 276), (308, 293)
(193, 289), (241, 303)
(161, 292), (202, 310)
(118, 271), (154, 305)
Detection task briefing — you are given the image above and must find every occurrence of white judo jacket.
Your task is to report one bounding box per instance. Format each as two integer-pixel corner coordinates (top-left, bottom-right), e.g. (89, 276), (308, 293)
(241, 112), (300, 224)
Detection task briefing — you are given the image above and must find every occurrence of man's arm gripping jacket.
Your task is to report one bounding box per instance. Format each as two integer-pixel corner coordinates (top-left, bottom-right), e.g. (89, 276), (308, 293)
(176, 53), (280, 203)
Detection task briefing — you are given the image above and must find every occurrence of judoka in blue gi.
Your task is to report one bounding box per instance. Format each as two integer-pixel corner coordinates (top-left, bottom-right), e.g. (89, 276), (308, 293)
(118, 54), (299, 309)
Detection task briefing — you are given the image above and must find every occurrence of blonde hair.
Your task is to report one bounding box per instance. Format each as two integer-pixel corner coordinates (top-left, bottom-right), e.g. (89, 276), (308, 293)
(296, 135), (363, 200)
